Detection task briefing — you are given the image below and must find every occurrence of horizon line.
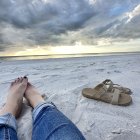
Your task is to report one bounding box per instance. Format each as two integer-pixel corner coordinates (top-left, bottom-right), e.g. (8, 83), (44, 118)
(0, 51), (140, 58)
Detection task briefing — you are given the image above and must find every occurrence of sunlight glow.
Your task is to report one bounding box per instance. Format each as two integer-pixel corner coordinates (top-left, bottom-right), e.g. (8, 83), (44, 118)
(1, 39), (140, 57)
(97, 38), (112, 46)
(15, 46), (50, 56)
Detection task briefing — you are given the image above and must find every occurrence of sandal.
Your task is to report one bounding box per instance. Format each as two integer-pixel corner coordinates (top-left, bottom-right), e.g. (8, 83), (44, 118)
(82, 82), (132, 106)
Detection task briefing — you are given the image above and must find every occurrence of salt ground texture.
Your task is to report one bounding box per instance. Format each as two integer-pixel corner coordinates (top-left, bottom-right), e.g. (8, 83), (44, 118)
(0, 53), (140, 140)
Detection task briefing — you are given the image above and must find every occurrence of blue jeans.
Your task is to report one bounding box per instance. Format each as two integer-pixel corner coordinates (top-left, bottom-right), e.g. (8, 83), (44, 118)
(0, 102), (85, 140)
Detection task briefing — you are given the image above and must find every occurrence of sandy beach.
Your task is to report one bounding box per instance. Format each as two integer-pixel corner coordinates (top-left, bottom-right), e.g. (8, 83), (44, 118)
(0, 53), (140, 140)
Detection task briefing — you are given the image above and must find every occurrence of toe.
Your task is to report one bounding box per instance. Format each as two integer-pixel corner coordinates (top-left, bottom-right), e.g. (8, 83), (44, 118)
(16, 77), (22, 83)
(22, 76), (28, 85)
(17, 77), (20, 82)
(19, 77), (23, 83)
(10, 82), (15, 86)
(11, 78), (19, 86)
(15, 78), (19, 83)
(27, 82), (32, 86)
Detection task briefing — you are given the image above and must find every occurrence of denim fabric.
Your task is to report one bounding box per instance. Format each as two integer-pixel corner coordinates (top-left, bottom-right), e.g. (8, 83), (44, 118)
(32, 102), (86, 140)
(32, 102), (55, 121)
(0, 113), (18, 140)
(0, 103), (85, 140)
(0, 113), (17, 131)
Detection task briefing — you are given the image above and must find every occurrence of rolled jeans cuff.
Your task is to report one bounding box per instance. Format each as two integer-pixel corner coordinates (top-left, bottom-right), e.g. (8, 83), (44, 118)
(32, 102), (55, 121)
(0, 113), (17, 131)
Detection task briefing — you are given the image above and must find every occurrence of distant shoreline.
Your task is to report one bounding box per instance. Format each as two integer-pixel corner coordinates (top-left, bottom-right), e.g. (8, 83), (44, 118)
(0, 51), (140, 61)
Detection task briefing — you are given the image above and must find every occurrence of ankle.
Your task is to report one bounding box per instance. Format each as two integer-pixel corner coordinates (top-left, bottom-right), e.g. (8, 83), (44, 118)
(25, 94), (45, 108)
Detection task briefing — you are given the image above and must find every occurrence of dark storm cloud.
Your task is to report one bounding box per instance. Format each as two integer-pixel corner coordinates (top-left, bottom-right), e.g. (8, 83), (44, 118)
(0, 0), (95, 29)
(0, 0), (140, 52)
(0, 0), (96, 50)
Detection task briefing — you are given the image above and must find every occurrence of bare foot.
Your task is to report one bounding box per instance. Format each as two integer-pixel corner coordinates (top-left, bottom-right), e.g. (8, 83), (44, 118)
(24, 83), (45, 108)
(0, 77), (28, 118)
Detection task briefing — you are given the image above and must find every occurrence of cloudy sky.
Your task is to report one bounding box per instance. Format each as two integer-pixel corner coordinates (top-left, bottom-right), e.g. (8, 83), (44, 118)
(0, 0), (140, 56)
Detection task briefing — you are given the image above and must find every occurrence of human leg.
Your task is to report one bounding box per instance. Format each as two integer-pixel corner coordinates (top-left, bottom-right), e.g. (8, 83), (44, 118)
(25, 83), (85, 140)
(0, 113), (18, 140)
(0, 77), (28, 140)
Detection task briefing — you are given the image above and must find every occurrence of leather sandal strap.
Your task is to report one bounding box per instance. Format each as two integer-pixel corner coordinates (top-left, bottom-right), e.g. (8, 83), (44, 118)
(102, 79), (114, 92)
(94, 84), (107, 99)
(113, 84), (132, 94)
(111, 89), (120, 105)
